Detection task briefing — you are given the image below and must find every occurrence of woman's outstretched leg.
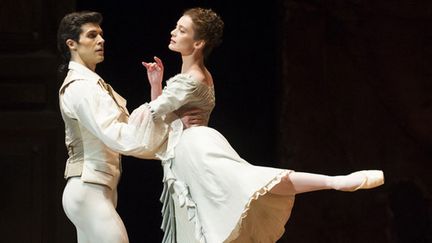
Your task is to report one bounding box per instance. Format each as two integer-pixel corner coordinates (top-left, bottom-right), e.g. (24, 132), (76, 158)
(270, 170), (384, 196)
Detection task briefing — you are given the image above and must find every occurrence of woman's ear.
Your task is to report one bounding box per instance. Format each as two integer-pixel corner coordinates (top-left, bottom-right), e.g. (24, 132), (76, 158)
(66, 39), (77, 50)
(194, 40), (206, 50)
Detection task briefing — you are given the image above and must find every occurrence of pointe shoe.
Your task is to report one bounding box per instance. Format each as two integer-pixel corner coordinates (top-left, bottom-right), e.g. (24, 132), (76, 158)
(348, 170), (384, 191)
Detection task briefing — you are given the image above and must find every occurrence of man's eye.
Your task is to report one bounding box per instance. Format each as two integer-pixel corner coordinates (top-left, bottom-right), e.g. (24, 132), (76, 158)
(88, 32), (98, 38)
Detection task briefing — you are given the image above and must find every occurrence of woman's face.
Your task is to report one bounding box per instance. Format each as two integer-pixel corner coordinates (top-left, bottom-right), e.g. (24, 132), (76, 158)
(169, 15), (199, 55)
(69, 23), (105, 70)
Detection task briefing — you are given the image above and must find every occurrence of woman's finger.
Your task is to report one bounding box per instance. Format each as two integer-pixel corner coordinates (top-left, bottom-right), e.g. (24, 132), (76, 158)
(142, 62), (150, 69)
(154, 56), (164, 69)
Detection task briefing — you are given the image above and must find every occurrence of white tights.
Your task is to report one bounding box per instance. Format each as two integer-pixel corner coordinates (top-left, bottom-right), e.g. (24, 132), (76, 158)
(62, 177), (129, 243)
(270, 171), (368, 196)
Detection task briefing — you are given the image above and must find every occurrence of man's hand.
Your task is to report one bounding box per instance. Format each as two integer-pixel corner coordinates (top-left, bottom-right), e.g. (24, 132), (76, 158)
(176, 108), (206, 128)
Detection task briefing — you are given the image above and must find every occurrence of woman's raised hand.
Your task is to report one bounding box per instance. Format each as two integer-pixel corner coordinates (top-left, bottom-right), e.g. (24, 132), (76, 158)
(142, 56), (164, 87)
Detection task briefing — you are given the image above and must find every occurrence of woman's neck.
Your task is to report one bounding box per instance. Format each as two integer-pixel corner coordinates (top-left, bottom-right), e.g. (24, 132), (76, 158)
(181, 53), (204, 73)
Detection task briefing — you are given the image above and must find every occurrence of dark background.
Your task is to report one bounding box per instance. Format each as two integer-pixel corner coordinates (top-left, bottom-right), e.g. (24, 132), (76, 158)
(1, 0), (431, 242)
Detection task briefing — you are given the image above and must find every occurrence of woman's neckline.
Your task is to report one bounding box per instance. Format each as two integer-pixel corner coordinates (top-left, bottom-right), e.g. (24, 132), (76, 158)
(175, 73), (214, 89)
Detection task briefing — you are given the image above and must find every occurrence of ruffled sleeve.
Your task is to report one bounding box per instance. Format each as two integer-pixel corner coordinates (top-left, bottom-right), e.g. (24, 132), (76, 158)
(148, 74), (198, 118)
(127, 103), (169, 159)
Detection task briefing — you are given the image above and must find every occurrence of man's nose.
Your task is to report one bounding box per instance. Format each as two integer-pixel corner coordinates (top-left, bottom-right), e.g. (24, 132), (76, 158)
(98, 36), (105, 44)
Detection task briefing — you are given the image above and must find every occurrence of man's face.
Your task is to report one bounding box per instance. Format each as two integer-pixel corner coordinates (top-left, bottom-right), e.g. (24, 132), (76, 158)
(69, 23), (104, 70)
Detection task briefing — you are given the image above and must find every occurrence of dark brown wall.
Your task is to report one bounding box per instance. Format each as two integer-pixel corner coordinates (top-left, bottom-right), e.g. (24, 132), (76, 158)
(0, 0), (76, 242)
(278, 1), (432, 242)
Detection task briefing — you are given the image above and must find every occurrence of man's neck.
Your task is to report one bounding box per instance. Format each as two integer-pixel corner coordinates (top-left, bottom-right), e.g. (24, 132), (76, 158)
(71, 56), (96, 72)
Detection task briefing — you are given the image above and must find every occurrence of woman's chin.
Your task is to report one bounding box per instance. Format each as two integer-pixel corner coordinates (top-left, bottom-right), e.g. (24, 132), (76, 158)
(168, 44), (181, 52)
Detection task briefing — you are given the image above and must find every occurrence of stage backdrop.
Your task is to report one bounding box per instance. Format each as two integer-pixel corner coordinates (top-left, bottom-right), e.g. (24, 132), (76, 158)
(0, 0), (431, 242)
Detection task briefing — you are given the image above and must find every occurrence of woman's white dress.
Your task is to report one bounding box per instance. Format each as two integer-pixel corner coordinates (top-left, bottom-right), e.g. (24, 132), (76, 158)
(145, 74), (296, 243)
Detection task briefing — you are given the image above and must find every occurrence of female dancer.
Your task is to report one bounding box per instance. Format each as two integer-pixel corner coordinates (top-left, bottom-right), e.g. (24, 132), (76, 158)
(142, 7), (384, 243)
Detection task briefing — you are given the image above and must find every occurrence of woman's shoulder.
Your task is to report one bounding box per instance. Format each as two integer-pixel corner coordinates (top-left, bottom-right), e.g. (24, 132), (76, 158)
(169, 71), (209, 87)
(185, 69), (206, 83)
(169, 70), (203, 81)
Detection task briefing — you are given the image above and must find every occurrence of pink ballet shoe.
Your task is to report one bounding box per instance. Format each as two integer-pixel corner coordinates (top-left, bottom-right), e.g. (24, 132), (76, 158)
(348, 170), (384, 191)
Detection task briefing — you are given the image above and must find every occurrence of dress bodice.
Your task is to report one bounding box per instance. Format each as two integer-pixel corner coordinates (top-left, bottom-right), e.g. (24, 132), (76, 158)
(171, 74), (215, 125)
(149, 73), (216, 126)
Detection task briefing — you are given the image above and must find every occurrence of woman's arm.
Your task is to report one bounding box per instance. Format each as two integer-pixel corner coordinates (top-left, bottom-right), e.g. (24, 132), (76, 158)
(142, 56), (163, 100)
(142, 57), (205, 127)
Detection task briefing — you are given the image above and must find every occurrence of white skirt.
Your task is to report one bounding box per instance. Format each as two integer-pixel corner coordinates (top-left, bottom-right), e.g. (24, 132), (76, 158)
(163, 126), (295, 243)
